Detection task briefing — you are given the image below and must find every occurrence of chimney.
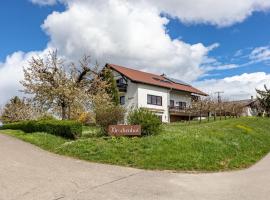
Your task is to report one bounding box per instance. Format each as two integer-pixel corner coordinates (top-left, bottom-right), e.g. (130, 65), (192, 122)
(251, 96), (254, 100)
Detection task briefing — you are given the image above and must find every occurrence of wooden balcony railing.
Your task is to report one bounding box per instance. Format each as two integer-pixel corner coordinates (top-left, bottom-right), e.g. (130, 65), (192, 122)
(169, 106), (186, 112)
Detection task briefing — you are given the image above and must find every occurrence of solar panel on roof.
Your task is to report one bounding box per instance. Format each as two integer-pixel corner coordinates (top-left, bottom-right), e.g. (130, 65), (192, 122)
(152, 77), (172, 84)
(163, 76), (191, 86)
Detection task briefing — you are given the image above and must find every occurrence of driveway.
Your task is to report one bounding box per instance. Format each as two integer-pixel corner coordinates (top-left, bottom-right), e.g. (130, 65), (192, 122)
(0, 133), (270, 200)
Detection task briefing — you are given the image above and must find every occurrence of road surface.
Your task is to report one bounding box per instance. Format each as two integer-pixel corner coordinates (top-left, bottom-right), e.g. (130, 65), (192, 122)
(0, 133), (270, 200)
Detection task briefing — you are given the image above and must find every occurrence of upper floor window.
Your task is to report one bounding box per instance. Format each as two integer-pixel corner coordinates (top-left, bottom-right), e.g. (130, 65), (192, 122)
(147, 94), (162, 106)
(116, 78), (124, 85)
(191, 95), (199, 102)
(120, 96), (125, 105)
(170, 100), (174, 107)
(177, 101), (187, 109)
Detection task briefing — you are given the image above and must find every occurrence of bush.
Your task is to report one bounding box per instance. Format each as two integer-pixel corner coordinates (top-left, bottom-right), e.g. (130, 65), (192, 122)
(95, 105), (125, 134)
(2, 120), (82, 139)
(127, 108), (162, 136)
(78, 112), (95, 125)
(37, 114), (56, 121)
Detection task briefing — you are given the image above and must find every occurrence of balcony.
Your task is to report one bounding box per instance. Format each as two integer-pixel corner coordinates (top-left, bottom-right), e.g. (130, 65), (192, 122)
(117, 83), (128, 92)
(169, 106), (189, 116)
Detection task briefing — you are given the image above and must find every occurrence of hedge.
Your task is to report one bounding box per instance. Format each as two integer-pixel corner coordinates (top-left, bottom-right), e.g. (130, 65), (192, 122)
(1, 120), (82, 139)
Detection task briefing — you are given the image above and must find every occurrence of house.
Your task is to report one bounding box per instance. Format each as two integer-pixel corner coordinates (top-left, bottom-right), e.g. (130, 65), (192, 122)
(229, 97), (259, 117)
(106, 63), (207, 123)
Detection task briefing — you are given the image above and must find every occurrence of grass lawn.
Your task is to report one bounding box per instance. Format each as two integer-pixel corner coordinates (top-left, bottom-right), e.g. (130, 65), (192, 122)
(1, 117), (270, 171)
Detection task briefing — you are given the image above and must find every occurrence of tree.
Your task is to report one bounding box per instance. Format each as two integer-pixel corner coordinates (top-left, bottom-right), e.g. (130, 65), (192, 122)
(21, 51), (103, 120)
(256, 85), (270, 117)
(92, 89), (125, 134)
(102, 68), (120, 105)
(0, 96), (38, 123)
(202, 97), (214, 122)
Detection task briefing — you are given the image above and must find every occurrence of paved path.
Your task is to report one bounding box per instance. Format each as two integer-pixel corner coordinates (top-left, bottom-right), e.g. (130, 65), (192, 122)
(1, 133), (270, 200)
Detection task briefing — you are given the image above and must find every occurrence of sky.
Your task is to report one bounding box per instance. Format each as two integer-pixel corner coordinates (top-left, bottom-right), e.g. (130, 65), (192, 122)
(0, 0), (270, 105)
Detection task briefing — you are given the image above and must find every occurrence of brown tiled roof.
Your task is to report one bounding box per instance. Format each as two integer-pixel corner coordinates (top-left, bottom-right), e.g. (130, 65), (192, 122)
(106, 63), (207, 96)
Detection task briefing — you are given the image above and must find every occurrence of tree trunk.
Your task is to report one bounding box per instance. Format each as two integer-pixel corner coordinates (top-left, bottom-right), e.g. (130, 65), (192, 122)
(61, 102), (68, 120)
(199, 103), (202, 124)
(68, 105), (71, 120)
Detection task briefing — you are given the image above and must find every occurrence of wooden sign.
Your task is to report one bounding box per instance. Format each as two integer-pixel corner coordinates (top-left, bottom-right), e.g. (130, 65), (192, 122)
(108, 125), (141, 136)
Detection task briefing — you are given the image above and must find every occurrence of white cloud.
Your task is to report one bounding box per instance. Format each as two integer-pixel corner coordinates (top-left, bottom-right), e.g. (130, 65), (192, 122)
(149, 0), (270, 27)
(249, 46), (270, 63)
(194, 72), (270, 100)
(234, 49), (244, 57)
(42, 0), (210, 81)
(30, 0), (270, 27)
(30, 0), (57, 6)
(0, 50), (49, 106)
(204, 64), (239, 71)
(0, 52), (29, 106)
(2, 0), (270, 105)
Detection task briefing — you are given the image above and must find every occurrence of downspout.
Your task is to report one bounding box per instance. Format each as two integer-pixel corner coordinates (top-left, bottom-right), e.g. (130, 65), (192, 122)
(168, 87), (173, 123)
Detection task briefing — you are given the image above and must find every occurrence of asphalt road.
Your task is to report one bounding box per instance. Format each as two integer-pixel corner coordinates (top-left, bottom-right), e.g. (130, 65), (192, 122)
(1, 133), (270, 200)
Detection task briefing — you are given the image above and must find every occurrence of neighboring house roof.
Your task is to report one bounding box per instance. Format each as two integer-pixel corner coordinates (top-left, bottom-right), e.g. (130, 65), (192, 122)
(229, 99), (258, 107)
(106, 63), (207, 96)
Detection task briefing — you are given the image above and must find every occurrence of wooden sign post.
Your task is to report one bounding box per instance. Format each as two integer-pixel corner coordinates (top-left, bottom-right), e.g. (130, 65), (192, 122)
(108, 125), (141, 136)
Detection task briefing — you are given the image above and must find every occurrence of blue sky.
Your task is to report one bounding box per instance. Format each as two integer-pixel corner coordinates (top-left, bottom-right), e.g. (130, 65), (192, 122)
(1, 1), (270, 81)
(0, 1), (64, 60)
(0, 0), (270, 103)
(167, 12), (270, 80)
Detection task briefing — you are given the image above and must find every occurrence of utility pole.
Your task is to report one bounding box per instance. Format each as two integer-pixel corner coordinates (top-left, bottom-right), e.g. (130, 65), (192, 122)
(215, 91), (224, 103)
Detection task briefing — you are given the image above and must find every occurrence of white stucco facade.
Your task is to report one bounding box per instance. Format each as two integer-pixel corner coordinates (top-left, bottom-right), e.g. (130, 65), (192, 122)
(123, 80), (138, 110)
(114, 74), (192, 123)
(137, 83), (170, 122)
(170, 91), (192, 108)
(111, 68), (197, 122)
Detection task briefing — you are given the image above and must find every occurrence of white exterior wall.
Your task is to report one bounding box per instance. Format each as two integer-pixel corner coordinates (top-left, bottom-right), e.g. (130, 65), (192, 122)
(111, 69), (193, 123)
(170, 91), (192, 107)
(242, 107), (258, 117)
(124, 80), (138, 109)
(112, 71), (138, 110)
(137, 84), (170, 122)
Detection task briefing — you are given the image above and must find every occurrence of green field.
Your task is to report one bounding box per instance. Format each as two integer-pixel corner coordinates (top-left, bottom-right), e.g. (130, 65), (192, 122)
(1, 117), (270, 171)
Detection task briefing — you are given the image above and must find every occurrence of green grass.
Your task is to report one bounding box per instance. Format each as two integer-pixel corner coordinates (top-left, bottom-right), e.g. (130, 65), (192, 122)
(1, 117), (270, 171)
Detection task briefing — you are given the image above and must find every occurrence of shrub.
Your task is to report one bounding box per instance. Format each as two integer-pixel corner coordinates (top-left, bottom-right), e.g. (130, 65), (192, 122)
(2, 120), (82, 139)
(78, 112), (95, 125)
(127, 108), (162, 136)
(95, 105), (125, 134)
(37, 114), (56, 121)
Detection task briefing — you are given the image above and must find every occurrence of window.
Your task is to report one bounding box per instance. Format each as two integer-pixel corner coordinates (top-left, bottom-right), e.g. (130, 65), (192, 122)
(117, 78), (124, 84)
(120, 96), (125, 105)
(147, 94), (162, 106)
(177, 101), (187, 109)
(191, 95), (199, 102)
(170, 100), (174, 107)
